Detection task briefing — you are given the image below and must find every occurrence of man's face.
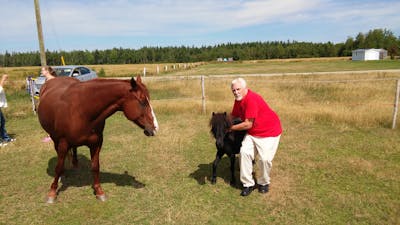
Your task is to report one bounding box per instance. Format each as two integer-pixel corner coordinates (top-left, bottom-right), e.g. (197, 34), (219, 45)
(231, 82), (246, 101)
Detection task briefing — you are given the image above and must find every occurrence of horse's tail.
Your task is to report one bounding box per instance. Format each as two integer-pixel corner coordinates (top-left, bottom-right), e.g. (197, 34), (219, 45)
(65, 148), (74, 169)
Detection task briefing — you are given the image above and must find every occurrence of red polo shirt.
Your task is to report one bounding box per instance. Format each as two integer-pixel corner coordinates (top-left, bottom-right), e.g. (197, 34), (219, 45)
(231, 89), (282, 137)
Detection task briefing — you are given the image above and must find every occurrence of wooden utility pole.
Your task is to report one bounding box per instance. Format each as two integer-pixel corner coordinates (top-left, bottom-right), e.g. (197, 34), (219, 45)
(34, 0), (47, 66)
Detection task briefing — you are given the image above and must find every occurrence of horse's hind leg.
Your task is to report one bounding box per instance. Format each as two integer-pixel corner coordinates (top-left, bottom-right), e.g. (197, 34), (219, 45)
(211, 152), (223, 184)
(47, 139), (69, 203)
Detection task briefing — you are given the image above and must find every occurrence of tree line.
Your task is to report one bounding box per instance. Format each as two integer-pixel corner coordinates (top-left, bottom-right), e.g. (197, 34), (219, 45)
(1, 28), (399, 67)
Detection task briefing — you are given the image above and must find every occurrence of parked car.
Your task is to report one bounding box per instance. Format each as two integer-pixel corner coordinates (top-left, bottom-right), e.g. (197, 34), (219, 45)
(32, 65), (97, 96)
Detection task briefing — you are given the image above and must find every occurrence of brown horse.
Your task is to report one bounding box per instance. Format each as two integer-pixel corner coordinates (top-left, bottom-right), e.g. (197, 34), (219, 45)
(38, 76), (158, 203)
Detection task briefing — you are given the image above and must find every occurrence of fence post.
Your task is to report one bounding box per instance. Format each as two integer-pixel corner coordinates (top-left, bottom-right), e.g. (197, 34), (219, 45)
(143, 67), (146, 77)
(392, 79), (400, 129)
(201, 75), (206, 114)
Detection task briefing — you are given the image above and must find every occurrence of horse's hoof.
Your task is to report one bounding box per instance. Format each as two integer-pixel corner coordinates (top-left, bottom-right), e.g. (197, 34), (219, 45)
(46, 196), (56, 204)
(96, 194), (107, 202)
(211, 179), (216, 185)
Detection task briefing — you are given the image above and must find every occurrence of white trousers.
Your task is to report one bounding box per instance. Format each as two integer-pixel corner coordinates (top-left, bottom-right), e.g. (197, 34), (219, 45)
(239, 134), (281, 187)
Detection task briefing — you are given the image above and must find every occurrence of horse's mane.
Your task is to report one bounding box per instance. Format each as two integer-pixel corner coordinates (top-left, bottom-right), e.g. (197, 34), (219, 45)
(210, 113), (231, 127)
(209, 112), (232, 136)
(91, 78), (150, 96)
(80, 78), (129, 87)
(69, 78), (150, 98)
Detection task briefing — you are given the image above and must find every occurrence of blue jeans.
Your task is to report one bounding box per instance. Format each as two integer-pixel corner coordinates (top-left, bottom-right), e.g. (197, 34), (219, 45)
(0, 108), (11, 141)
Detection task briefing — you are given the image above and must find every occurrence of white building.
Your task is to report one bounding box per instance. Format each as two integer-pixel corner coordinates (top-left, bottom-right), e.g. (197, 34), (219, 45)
(352, 49), (388, 61)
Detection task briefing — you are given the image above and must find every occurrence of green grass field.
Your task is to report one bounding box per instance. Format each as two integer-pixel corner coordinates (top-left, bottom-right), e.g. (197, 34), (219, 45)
(0, 58), (399, 224)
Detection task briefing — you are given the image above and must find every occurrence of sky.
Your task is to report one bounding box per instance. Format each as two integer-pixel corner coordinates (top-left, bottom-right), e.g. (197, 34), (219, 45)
(1, 0), (400, 54)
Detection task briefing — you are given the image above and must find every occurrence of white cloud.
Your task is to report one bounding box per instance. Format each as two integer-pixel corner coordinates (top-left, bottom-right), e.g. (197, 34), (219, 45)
(2, 0), (399, 38)
(0, 1), (36, 38)
(232, 0), (319, 25)
(0, 0), (399, 52)
(36, 0), (323, 36)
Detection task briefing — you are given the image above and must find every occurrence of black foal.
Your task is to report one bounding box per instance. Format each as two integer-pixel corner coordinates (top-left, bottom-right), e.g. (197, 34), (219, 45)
(209, 112), (246, 185)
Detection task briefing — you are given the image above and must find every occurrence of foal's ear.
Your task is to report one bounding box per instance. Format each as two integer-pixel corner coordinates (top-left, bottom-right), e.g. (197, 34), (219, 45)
(130, 77), (137, 90)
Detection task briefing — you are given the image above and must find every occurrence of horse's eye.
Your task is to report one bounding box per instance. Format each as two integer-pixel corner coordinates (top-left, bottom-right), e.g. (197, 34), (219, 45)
(140, 99), (149, 108)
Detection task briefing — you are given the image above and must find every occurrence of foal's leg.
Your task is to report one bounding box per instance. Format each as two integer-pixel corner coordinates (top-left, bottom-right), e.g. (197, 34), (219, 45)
(89, 142), (106, 201)
(72, 147), (78, 169)
(211, 151), (223, 184)
(229, 154), (236, 186)
(47, 139), (69, 203)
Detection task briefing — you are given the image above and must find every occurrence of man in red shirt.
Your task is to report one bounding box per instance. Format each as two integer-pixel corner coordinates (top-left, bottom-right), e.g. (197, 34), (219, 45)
(230, 78), (282, 196)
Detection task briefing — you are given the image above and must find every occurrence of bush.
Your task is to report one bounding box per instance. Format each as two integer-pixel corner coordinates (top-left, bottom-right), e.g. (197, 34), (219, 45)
(98, 68), (106, 77)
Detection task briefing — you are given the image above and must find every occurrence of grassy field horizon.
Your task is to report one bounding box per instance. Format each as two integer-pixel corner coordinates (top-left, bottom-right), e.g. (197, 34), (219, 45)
(1, 57), (400, 78)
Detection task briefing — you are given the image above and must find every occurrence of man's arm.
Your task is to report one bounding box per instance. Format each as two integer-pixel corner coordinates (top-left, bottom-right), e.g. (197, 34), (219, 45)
(230, 118), (254, 131)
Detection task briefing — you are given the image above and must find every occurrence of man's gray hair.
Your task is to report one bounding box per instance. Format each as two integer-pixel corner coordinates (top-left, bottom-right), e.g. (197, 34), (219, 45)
(231, 78), (247, 88)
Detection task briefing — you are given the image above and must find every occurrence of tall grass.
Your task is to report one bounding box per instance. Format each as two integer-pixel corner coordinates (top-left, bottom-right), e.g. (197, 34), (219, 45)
(0, 60), (399, 224)
(181, 73), (399, 128)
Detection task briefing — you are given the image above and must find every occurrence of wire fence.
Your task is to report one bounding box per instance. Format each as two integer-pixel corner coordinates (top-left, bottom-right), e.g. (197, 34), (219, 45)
(140, 73), (400, 129)
(26, 71), (400, 129)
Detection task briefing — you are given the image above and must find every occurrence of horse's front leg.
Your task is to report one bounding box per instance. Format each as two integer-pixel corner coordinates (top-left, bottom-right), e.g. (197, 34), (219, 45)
(90, 142), (106, 201)
(211, 151), (223, 184)
(229, 154), (236, 186)
(47, 139), (69, 203)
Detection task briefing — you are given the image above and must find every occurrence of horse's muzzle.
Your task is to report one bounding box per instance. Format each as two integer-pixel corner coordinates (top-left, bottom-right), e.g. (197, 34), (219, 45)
(144, 128), (156, 136)
(216, 138), (224, 149)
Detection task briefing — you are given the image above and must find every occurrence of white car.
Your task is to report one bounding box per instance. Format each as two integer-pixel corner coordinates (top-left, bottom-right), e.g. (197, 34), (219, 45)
(32, 65), (97, 96)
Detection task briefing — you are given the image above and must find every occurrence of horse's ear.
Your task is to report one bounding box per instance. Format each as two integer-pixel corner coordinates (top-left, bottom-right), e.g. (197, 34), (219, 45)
(224, 112), (227, 115)
(136, 75), (142, 83)
(212, 112), (215, 115)
(130, 77), (137, 90)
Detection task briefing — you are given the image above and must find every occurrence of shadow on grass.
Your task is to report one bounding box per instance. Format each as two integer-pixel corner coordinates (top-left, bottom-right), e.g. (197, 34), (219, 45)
(189, 157), (241, 189)
(46, 154), (145, 194)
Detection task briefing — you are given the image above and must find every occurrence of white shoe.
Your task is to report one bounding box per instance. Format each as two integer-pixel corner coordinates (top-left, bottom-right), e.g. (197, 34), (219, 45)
(0, 142), (8, 147)
(5, 138), (16, 143)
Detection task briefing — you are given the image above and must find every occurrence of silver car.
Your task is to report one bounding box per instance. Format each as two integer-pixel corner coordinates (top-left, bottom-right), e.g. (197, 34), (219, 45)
(33, 65), (97, 96)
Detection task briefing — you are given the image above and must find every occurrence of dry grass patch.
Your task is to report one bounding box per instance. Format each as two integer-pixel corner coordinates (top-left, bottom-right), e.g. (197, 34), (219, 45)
(1, 62), (400, 224)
